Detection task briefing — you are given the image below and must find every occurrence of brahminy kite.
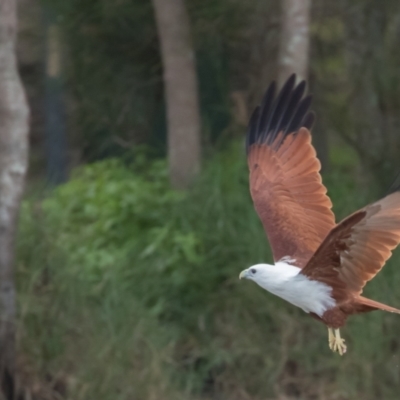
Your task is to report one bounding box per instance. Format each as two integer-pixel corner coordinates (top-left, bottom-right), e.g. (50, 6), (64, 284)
(239, 74), (400, 355)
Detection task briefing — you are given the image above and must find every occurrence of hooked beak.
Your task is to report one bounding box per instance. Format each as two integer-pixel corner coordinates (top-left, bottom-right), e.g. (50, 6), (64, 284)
(239, 269), (249, 280)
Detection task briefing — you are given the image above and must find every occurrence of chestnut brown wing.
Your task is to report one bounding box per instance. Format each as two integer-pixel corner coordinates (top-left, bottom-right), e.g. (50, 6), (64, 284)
(247, 75), (335, 268)
(301, 191), (400, 301)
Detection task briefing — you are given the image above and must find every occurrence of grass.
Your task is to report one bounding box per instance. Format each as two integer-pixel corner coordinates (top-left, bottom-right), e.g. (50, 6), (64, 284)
(15, 143), (400, 399)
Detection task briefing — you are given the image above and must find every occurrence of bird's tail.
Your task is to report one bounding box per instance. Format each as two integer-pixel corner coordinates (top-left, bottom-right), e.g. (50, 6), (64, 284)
(356, 296), (400, 314)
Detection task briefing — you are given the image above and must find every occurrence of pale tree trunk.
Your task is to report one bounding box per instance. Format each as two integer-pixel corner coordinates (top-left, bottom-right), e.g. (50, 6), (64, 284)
(0, 0), (29, 397)
(278, 0), (311, 87)
(277, 0), (330, 170)
(152, 0), (201, 189)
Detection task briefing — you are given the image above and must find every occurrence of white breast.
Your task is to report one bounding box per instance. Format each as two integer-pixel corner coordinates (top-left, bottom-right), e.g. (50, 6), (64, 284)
(253, 262), (336, 317)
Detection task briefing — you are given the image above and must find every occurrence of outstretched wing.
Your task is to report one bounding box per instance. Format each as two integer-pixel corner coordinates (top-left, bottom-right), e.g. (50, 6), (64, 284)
(247, 74), (335, 268)
(301, 188), (400, 302)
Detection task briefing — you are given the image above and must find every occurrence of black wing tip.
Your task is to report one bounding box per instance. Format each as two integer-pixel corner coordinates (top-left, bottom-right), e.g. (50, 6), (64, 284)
(246, 74), (314, 154)
(302, 110), (316, 130)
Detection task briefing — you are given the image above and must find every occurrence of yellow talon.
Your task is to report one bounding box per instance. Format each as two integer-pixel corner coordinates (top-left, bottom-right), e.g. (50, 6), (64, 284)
(328, 327), (335, 350)
(328, 328), (347, 355)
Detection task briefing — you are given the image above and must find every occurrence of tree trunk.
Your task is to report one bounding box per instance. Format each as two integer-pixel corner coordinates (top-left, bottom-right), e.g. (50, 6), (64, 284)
(277, 1), (329, 170)
(0, 0), (29, 396)
(152, 0), (201, 189)
(278, 0), (311, 87)
(44, 7), (68, 185)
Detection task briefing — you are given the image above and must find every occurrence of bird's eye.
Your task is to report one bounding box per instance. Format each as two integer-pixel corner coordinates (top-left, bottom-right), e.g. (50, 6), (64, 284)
(250, 268), (256, 274)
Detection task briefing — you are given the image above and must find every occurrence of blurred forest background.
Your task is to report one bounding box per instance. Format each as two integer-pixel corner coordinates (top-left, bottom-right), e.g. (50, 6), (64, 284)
(2, 0), (400, 398)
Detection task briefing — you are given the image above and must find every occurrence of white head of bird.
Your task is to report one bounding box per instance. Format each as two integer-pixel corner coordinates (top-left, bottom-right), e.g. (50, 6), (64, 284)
(239, 262), (300, 291)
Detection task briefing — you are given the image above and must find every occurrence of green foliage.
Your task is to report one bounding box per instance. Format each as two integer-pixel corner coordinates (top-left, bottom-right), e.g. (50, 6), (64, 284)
(17, 146), (400, 399)
(33, 145), (271, 332)
(42, 158), (184, 282)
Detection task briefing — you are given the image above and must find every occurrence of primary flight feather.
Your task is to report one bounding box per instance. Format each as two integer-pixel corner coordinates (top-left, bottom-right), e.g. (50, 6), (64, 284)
(239, 74), (400, 355)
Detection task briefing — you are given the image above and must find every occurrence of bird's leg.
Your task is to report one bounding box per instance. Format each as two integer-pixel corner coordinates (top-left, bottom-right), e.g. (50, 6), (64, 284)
(328, 327), (335, 350)
(328, 328), (347, 355)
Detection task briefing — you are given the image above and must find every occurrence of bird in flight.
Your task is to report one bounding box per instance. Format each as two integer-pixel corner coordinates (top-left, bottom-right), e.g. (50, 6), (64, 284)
(239, 74), (400, 355)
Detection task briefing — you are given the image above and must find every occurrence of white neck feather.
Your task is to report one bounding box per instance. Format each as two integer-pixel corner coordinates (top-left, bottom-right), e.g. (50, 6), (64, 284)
(248, 262), (336, 317)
